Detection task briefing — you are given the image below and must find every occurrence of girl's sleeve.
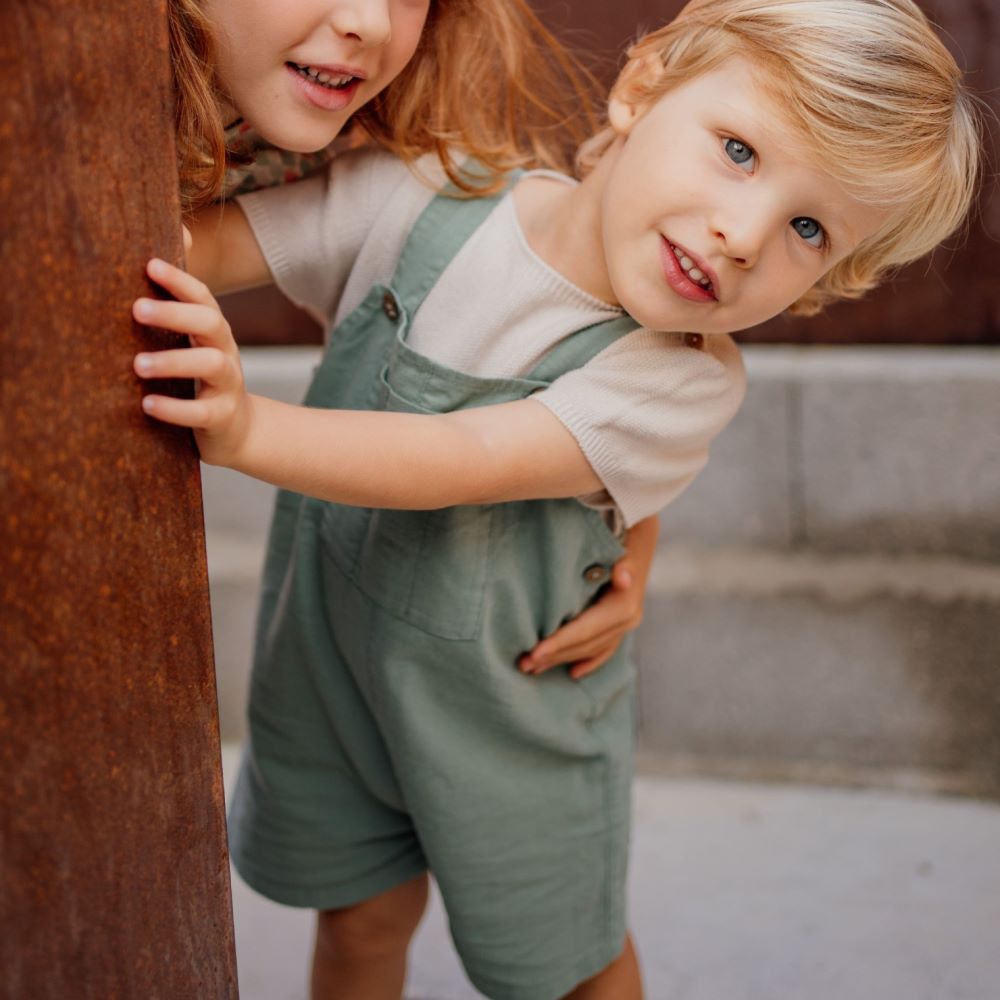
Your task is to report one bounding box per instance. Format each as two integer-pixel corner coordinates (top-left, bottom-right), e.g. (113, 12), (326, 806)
(532, 330), (747, 529)
(234, 147), (410, 326)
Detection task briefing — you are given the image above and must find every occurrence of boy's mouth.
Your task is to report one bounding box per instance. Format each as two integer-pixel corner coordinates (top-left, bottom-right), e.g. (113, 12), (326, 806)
(287, 62), (361, 91)
(668, 243), (716, 296)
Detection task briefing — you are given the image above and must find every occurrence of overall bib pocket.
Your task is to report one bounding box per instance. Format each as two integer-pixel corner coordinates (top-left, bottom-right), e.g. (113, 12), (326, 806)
(318, 364), (495, 642)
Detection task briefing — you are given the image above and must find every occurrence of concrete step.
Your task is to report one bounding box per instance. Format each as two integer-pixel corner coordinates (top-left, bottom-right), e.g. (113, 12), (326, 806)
(636, 545), (1000, 796)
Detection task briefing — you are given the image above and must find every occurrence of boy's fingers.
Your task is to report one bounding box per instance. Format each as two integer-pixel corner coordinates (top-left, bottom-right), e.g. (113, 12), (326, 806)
(146, 257), (215, 306)
(134, 347), (233, 382)
(133, 299), (228, 340)
(140, 393), (210, 428)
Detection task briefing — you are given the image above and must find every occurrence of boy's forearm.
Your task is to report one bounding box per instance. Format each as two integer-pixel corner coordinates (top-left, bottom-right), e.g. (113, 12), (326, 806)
(226, 396), (600, 509)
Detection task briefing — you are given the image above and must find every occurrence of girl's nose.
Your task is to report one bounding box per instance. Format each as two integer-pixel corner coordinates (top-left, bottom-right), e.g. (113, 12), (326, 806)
(329, 0), (392, 47)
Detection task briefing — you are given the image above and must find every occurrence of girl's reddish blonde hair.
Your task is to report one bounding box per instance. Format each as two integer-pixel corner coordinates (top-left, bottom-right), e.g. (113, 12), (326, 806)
(169, 0), (600, 211)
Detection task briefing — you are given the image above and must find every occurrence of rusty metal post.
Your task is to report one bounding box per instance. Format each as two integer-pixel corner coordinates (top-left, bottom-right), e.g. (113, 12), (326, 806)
(0, 2), (238, 997)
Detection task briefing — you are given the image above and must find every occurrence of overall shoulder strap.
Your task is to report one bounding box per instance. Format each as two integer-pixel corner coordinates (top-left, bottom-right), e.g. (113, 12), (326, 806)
(390, 161), (521, 313)
(526, 314), (641, 383)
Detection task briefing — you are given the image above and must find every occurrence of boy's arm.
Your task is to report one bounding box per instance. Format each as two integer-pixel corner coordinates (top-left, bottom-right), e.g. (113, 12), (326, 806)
(231, 394), (601, 507)
(132, 258), (601, 506)
(186, 202), (272, 295)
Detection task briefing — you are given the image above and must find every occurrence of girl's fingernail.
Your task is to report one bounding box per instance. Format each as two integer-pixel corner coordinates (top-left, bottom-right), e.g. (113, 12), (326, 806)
(134, 299), (153, 320)
(619, 570), (633, 587)
(135, 354), (153, 374)
(141, 396), (156, 412)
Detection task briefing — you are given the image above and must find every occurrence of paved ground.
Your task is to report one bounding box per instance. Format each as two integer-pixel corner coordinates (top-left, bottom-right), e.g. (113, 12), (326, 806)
(222, 746), (1000, 1000)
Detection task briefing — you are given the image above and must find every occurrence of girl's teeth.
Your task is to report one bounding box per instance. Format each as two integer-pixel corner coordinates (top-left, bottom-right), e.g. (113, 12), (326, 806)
(295, 64), (353, 89)
(689, 267), (706, 281)
(679, 255), (694, 270)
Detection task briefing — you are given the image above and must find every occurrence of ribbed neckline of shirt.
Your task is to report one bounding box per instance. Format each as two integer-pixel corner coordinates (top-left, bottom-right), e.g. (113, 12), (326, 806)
(501, 171), (626, 319)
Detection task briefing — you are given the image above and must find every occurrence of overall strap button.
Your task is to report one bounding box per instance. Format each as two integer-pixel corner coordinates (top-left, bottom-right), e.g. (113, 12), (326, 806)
(684, 332), (704, 350)
(582, 564), (609, 584)
(382, 291), (400, 321)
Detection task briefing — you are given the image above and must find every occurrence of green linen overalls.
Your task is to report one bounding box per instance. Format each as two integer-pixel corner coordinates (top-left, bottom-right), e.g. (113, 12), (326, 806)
(228, 176), (640, 1000)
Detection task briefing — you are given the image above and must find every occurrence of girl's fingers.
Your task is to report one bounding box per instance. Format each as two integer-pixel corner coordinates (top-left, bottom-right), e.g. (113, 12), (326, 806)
(133, 298), (228, 340)
(569, 652), (613, 681)
(520, 626), (621, 674)
(523, 594), (637, 672)
(134, 347), (234, 383)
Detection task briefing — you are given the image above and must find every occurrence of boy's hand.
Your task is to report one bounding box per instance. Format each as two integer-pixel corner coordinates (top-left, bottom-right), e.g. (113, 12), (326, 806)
(132, 258), (252, 468)
(519, 514), (658, 680)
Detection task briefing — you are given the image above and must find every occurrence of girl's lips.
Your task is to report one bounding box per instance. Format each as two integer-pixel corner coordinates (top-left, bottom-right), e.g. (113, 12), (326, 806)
(285, 63), (363, 113)
(659, 237), (718, 303)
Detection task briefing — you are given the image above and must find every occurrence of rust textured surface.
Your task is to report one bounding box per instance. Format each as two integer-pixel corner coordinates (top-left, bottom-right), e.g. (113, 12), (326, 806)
(0, 2), (238, 997)
(223, 0), (998, 347)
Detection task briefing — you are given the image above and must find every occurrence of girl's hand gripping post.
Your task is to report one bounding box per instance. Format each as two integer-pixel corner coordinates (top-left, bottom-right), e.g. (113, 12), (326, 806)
(132, 258), (252, 468)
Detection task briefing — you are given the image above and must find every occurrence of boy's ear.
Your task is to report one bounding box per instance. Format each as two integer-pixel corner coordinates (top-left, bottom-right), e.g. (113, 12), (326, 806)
(608, 94), (641, 135)
(608, 55), (664, 135)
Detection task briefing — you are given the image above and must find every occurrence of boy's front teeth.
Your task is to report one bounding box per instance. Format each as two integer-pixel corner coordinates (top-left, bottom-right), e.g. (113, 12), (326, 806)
(671, 245), (712, 289)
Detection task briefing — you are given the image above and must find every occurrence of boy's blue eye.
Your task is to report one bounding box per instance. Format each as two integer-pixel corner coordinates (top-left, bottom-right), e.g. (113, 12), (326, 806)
(792, 216), (825, 247)
(724, 138), (754, 167)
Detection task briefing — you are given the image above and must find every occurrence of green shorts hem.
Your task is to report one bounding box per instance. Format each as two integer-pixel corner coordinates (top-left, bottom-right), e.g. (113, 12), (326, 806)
(230, 848), (428, 912)
(465, 934), (627, 1000)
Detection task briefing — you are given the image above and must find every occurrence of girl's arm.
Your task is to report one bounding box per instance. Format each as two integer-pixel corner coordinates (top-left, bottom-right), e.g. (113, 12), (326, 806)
(522, 515), (658, 679)
(133, 259), (600, 506)
(186, 203), (272, 295)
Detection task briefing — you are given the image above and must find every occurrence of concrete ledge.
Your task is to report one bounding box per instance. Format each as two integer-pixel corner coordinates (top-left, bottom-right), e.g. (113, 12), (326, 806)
(636, 545), (1000, 795)
(664, 345), (1000, 558)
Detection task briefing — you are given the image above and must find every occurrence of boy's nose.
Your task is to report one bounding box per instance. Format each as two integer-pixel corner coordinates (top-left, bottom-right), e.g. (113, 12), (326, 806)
(329, 0), (392, 47)
(711, 221), (760, 268)
(709, 202), (775, 269)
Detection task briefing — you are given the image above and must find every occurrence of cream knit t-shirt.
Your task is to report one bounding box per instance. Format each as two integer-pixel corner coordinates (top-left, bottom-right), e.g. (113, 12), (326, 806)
(237, 147), (746, 529)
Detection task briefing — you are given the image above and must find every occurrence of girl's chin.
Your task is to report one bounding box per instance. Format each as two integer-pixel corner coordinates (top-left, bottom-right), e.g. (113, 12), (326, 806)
(252, 118), (344, 153)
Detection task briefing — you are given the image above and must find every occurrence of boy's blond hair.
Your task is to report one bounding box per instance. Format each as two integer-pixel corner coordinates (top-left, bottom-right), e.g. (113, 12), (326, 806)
(580, 0), (983, 316)
(169, 0), (600, 211)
